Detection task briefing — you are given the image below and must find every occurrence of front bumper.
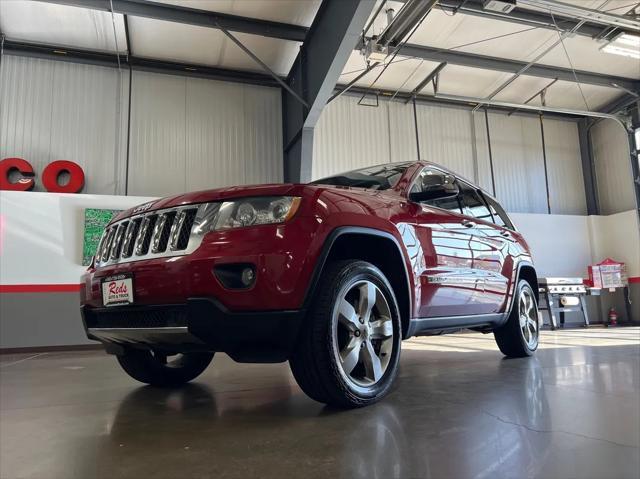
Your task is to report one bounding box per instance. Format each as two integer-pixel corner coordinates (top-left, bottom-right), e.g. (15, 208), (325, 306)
(81, 298), (304, 363)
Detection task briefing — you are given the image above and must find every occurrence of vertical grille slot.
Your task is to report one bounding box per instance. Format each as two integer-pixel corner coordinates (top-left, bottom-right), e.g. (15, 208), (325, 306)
(121, 218), (141, 258)
(101, 227), (117, 263)
(177, 209), (197, 250)
(95, 230), (109, 263)
(110, 222), (128, 259)
(136, 215), (158, 256)
(151, 212), (176, 253)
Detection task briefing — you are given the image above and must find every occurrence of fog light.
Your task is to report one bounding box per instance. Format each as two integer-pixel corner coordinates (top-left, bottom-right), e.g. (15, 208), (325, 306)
(241, 267), (255, 286)
(213, 263), (256, 289)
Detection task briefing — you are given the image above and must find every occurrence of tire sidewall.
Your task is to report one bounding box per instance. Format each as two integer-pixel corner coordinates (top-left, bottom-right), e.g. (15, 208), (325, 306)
(514, 279), (539, 354)
(327, 262), (402, 400)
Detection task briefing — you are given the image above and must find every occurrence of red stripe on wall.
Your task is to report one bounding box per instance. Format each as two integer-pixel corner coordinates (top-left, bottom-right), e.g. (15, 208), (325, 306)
(0, 284), (82, 293)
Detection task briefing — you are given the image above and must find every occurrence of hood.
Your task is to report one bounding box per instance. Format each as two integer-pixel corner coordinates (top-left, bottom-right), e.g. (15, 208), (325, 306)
(113, 183), (298, 221)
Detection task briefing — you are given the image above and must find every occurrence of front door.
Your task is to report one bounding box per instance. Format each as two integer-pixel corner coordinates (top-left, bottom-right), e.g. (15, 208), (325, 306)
(410, 168), (508, 318)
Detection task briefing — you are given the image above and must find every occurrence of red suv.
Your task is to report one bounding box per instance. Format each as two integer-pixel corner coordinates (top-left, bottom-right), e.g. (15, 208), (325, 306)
(81, 161), (540, 408)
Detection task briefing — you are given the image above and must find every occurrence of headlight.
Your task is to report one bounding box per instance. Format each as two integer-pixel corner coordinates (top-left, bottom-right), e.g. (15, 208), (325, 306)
(210, 196), (301, 231)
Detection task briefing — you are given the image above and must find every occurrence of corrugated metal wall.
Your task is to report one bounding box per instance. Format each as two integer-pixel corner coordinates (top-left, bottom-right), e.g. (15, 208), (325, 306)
(415, 103), (476, 181)
(1, 56), (283, 197)
(0, 55), (129, 194)
(591, 119), (635, 215)
(313, 95), (587, 215)
(128, 71), (283, 196)
(542, 118), (587, 215)
(487, 113), (547, 214)
(312, 95), (391, 179)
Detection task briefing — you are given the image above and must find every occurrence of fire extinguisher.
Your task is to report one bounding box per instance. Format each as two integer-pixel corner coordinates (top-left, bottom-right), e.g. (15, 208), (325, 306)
(608, 307), (618, 327)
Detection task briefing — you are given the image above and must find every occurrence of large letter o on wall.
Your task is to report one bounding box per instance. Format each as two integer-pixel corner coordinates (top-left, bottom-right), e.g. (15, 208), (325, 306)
(42, 160), (85, 193)
(0, 158), (36, 191)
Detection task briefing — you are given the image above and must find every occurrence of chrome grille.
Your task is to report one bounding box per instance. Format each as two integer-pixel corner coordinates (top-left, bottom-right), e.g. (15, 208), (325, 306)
(94, 204), (207, 267)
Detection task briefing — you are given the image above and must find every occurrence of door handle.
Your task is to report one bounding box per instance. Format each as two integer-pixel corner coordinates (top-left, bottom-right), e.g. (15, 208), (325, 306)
(461, 219), (475, 228)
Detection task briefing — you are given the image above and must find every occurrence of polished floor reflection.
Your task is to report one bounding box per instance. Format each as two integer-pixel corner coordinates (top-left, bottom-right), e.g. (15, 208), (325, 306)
(1, 327), (639, 479)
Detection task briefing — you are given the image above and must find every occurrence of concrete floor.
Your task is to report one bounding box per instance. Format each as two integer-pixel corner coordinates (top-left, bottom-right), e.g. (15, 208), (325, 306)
(1, 327), (639, 479)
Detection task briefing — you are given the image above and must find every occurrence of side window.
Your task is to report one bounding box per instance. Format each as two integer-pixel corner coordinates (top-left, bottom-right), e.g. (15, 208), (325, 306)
(411, 168), (462, 214)
(458, 182), (493, 222)
(483, 194), (515, 230)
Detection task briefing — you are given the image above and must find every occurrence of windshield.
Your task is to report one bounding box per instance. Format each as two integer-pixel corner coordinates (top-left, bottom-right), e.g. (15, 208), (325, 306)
(310, 162), (413, 191)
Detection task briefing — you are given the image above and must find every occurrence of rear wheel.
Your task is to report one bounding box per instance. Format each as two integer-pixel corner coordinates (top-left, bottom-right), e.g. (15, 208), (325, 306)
(117, 349), (214, 387)
(290, 260), (402, 408)
(494, 279), (539, 357)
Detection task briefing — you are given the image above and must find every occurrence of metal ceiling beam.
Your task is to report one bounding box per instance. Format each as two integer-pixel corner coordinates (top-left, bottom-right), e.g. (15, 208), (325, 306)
(395, 42), (640, 92)
(436, 92), (625, 123)
(2, 40), (281, 87)
(600, 93), (640, 115)
(337, 84), (583, 120)
(282, 0), (376, 182)
(33, 0), (308, 42)
(427, 0), (637, 37)
(405, 62), (447, 104)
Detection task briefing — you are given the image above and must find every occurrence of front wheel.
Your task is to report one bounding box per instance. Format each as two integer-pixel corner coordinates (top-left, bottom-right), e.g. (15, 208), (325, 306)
(290, 260), (402, 408)
(494, 279), (540, 357)
(117, 349), (214, 387)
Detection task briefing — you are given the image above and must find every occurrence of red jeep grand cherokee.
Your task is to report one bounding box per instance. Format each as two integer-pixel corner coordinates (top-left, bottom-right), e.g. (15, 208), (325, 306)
(81, 161), (540, 408)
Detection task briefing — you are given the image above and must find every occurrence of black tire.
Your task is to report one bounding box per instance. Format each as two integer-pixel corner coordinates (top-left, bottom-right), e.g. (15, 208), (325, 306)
(290, 260), (402, 408)
(494, 279), (540, 358)
(117, 350), (214, 387)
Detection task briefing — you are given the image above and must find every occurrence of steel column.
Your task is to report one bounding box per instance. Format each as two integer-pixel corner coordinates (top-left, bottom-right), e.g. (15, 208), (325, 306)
(283, 0), (376, 182)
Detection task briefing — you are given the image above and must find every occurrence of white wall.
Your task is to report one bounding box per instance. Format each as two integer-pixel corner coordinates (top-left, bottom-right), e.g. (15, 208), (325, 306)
(510, 210), (639, 279)
(0, 191), (155, 285)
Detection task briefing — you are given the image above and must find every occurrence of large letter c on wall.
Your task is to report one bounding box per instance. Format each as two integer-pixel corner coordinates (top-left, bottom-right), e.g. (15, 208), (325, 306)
(42, 160), (85, 193)
(0, 158), (36, 191)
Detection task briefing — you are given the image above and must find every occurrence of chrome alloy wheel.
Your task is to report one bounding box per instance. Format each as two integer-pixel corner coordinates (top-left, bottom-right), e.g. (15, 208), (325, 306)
(519, 287), (539, 350)
(332, 280), (394, 388)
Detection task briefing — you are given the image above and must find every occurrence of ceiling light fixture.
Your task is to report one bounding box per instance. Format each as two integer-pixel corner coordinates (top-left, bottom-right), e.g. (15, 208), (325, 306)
(601, 32), (640, 60)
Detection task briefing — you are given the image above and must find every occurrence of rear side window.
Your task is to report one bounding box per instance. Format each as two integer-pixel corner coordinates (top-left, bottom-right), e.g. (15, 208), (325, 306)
(483, 194), (515, 230)
(458, 182), (492, 222)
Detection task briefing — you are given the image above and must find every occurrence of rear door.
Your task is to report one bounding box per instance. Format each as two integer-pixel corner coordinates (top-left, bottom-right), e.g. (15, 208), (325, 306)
(456, 182), (510, 313)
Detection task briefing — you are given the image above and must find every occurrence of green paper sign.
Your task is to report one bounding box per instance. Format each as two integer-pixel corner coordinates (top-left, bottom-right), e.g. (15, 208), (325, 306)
(82, 208), (121, 266)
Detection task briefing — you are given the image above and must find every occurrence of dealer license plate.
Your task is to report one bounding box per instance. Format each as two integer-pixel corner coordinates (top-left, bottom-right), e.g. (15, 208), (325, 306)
(102, 274), (134, 306)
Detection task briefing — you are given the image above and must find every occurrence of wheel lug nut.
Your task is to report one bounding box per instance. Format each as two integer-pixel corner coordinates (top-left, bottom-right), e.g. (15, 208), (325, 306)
(359, 318), (364, 324)
(354, 330), (360, 337)
(360, 342), (365, 348)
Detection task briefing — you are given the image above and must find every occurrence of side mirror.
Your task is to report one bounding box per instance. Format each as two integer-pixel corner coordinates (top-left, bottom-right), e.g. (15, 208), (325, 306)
(409, 174), (459, 202)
